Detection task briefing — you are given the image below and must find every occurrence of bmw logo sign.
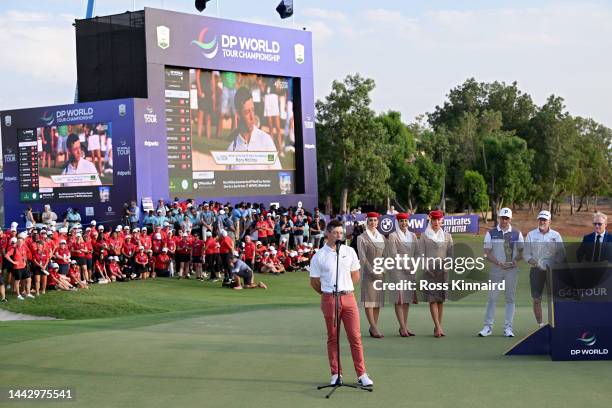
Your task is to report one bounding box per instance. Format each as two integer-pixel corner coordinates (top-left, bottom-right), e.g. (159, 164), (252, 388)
(379, 215), (395, 234)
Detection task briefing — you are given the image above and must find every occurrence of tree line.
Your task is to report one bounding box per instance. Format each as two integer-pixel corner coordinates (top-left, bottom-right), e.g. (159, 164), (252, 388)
(316, 74), (612, 220)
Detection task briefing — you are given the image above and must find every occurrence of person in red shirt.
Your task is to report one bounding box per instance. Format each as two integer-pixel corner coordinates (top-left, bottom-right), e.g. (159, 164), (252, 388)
(284, 250), (298, 272)
(93, 253), (110, 283)
(204, 231), (220, 281)
(147, 250), (155, 278)
(31, 240), (51, 296)
(134, 246), (149, 279)
(53, 240), (71, 276)
(69, 260), (88, 289)
(72, 234), (91, 284)
(260, 251), (282, 275)
(121, 235), (137, 279)
(243, 235), (256, 269)
(6, 236), (32, 300)
(82, 236), (94, 282)
(152, 233), (164, 256)
(218, 230), (234, 281)
(154, 247), (171, 278)
(176, 233), (192, 279)
(270, 249), (286, 273)
(26, 230), (39, 258)
(165, 231), (177, 277)
(191, 232), (205, 280)
(256, 215), (269, 245)
(141, 229), (152, 252)
(108, 230), (123, 258)
(47, 262), (76, 291)
(108, 256), (126, 281)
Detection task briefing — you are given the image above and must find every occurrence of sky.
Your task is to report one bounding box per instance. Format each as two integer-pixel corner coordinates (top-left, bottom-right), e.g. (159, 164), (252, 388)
(1, 0), (611, 127)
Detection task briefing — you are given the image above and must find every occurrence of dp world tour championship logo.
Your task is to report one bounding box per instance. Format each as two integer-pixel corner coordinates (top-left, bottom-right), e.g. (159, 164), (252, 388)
(41, 111), (54, 126)
(191, 27), (218, 59)
(577, 331), (597, 346)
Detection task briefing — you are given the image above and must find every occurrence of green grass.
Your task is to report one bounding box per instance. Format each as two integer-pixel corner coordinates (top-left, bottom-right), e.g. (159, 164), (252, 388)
(1, 235), (610, 407)
(0, 274), (314, 320)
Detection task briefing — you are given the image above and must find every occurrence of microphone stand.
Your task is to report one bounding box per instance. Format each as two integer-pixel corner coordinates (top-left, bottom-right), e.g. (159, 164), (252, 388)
(317, 240), (372, 398)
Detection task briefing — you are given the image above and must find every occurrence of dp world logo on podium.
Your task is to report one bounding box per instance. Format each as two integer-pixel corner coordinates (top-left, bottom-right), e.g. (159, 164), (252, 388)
(571, 330), (609, 357)
(577, 331), (596, 346)
(378, 215), (395, 235)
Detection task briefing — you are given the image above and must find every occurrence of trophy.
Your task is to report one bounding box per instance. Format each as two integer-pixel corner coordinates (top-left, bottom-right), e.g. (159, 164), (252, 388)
(502, 235), (514, 268)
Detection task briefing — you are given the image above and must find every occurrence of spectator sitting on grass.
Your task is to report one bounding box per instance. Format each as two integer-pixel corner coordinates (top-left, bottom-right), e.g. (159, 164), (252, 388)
(229, 253), (267, 290)
(108, 256), (126, 281)
(48, 263), (77, 291)
(259, 251), (283, 275)
(93, 253), (111, 283)
(69, 260), (89, 289)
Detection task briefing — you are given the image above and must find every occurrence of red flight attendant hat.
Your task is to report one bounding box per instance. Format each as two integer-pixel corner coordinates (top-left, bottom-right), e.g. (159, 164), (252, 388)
(429, 210), (444, 219)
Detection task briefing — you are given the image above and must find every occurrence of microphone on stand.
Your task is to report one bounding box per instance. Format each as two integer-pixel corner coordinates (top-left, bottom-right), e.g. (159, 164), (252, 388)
(335, 239), (342, 253)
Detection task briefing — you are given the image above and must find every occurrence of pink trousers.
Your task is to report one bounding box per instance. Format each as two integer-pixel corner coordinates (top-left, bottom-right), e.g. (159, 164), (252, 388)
(320, 293), (366, 377)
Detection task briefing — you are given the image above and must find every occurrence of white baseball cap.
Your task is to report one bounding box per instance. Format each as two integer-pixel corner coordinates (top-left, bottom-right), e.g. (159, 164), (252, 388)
(90, 220), (97, 226)
(537, 210), (551, 220)
(116, 226), (123, 232)
(499, 208), (513, 218)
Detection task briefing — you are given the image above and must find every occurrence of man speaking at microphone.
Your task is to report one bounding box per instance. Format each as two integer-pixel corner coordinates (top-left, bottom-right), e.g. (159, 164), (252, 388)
(309, 219), (374, 387)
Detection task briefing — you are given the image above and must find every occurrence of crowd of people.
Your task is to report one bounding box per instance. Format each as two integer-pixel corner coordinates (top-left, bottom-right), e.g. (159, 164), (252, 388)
(0, 199), (333, 302)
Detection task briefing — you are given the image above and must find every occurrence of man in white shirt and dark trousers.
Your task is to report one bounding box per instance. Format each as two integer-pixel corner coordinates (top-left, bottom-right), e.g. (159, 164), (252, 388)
(309, 220), (374, 387)
(478, 208), (524, 338)
(524, 210), (565, 327)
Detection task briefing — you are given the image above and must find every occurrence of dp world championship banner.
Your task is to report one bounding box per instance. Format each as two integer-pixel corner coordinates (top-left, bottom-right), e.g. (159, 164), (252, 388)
(139, 8), (318, 210)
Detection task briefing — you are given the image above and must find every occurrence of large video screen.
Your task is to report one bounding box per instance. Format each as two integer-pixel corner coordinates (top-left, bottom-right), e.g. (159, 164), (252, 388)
(18, 122), (113, 202)
(165, 67), (298, 197)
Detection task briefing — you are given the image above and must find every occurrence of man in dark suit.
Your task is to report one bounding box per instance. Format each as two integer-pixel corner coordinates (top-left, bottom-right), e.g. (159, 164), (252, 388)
(577, 212), (612, 263)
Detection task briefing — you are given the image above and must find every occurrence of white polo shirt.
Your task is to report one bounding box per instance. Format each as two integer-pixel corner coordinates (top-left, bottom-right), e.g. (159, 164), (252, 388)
(61, 158), (101, 186)
(524, 227), (565, 265)
(309, 244), (360, 293)
(226, 127), (281, 170)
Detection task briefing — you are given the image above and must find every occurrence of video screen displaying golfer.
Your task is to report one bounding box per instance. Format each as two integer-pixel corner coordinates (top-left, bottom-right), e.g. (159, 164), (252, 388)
(224, 87), (281, 170)
(188, 70), (295, 171)
(36, 122), (113, 188)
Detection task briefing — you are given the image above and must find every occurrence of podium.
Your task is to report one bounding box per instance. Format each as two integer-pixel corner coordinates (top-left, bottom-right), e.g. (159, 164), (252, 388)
(506, 262), (612, 361)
